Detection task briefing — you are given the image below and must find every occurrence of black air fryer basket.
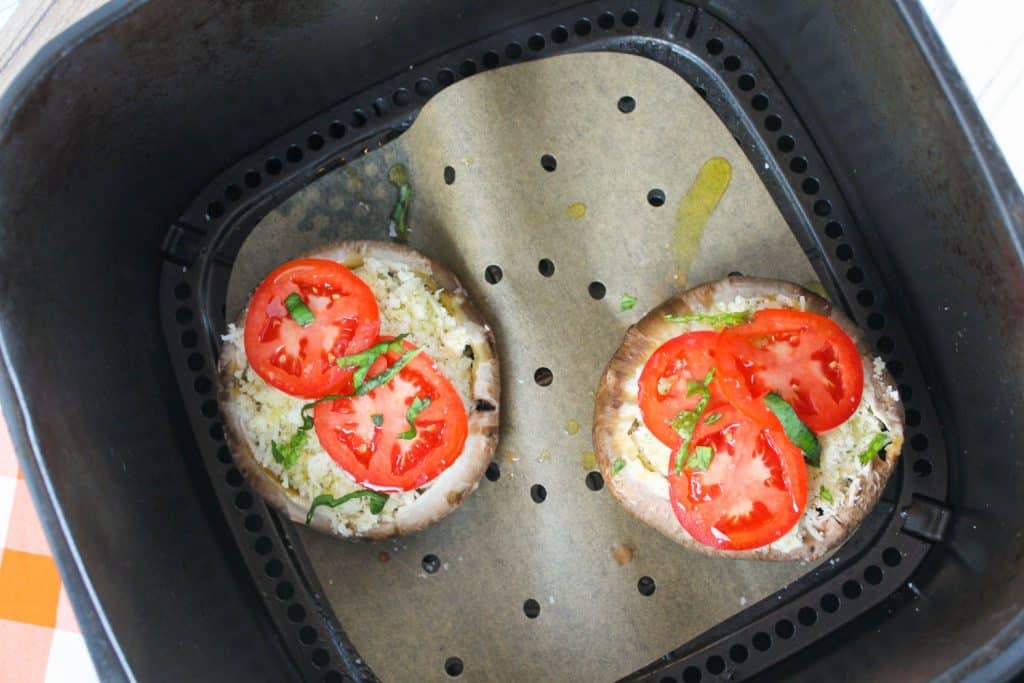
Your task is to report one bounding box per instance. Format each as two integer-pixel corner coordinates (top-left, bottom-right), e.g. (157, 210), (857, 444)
(1, 1), (1021, 681)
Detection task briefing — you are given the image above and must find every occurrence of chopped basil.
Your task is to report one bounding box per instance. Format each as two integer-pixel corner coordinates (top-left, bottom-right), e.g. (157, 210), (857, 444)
(857, 432), (892, 465)
(663, 310), (752, 328)
(686, 445), (714, 471)
(620, 294), (637, 312)
(388, 182), (413, 241)
(612, 459), (626, 475)
(335, 335), (409, 391)
(398, 396), (432, 440)
(371, 414), (383, 427)
(284, 292), (315, 327)
(703, 412), (723, 426)
(354, 348), (421, 395)
(672, 368), (716, 474)
(764, 392), (821, 467)
(306, 490), (389, 524)
(820, 485), (834, 504)
(271, 429), (307, 469)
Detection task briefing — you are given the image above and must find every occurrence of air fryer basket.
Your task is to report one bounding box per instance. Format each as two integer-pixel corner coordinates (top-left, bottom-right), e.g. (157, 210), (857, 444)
(0, 1), (1021, 682)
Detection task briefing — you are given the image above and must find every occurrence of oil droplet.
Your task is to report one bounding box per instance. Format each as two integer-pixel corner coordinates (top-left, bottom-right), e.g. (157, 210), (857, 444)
(378, 551), (391, 563)
(611, 544), (635, 565)
(565, 419), (580, 435)
(388, 163), (408, 186)
(803, 280), (830, 301)
(581, 450), (597, 470)
(537, 449), (552, 463)
(568, 202), (587, 219)
(673, 157), (733, 283)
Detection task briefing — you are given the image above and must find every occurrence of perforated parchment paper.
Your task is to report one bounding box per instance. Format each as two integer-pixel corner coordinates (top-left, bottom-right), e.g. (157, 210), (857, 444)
(228, 53), (818, 683)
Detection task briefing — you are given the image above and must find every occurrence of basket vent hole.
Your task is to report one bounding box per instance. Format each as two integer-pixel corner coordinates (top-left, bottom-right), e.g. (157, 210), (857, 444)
(276, 582), (294, 600)
(752, 632), (771, 651)
(814, 199), (832, 216)
(623, 9), (640, 26)
(265, 559), (283, 578)
(914, 458), (933, 477)
(723, 55), (741, 72)
(192, 374), (211, 394)
(538, 258), (555, 277)
(311, 649), (330, 668)
(534, 367), (553, 387)
(325, 673), (343, 683)
(186, 352), (203, 370)
(459, 60), (477, 77)
(181, 329), (198, 349)
(706, 38), (724, 55)
(883, 547), (903, 567)
(371, 98), (386, 117)
(867, 312), (885, 330)
(802, 177), (820, 195)
(765, 114), (782, 131)
(647, 188), (666, 206)
(847, 266), (864, 284)
(911, 433), (929, 451)
(857, 289), (875, 307)
(234, 492), (253, 510)
(820, 593), (840, 613)
(327, 121), (346, 140)
(638, 576), (656, 596)
(906, 408), (921, 427)
(777, 135), (794, 152)
(798, 606), (818, 626)
(790, 156), (808, 174)
(484, 265), (503, 284)
(824, 220), (843, 238)
(836, 244), (853, 261)
(225, 468), (243, 487)
(899, 383), (913, 401)
(445, 657), (464, 677)
(887, 359), (904, 377)
(551, 26), (569, 43)
(527, 34), (545, 52)
(422, 554), (441, 574)
(705, 655), (725, 675)
(843, 580), (862, 599)
(216, 446), (231, 464)
(298, 626), (317, 645)
(738, 74), (756, 91)
(244, 515), (263, 532)
(253, 537), (272, 555)
(729, 643), (748, 663)
(225, 185), (241, 201)
(287, 604), (306, 623)
(523, 598), (541, 618)
(530, 484), (547, 503)
(505, 42), (523, 59)
(865, 565), (883, 585)
(444, 166), (456, 185)
(875, 337), (894, 355)
(682, 667), (701, 683)
(588, 281), (607, 300)
(774, 619), (794, 639)
(575, 18), (592, 35)
(307, 133), (324, 151)
(244, 170), (262, 188)
(585, 471), (604, 491)
(206, 201), (224, 219)
(485, 462), (501, 481)
(483, 51), (500, 68)
(201, 400), (218, 418)
(751, 93), (769, 111)
(209, 423), (224, 441)
(618, 96), (637, 113)
(660, 677), (677, 683)
(265, 157), (283, 175)
(541, 154), (558, 172)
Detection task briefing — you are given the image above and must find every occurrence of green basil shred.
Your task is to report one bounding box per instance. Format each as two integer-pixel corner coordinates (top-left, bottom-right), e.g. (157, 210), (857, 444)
(612, 459), (626, 475)
(820, 485), (834, 504)
(398, 396), (432, 440)
(620, 294), (637, 312)
(371, 414), (384, 427)
(763, 392), (821, 467)
(271, 429), (307, 469)
(353, 348), (421, 396)
(335, 335), (409, 391)
(703, 411), (723, 426)
(284, 292), (315, 327)
(388, 182), (413, 242)
(672, 368), (716, 474)
(857, 432), (891, 464)
(663, 310), (752, 328)
(686, 445), (715, 471)
(306, 490), (389, 524)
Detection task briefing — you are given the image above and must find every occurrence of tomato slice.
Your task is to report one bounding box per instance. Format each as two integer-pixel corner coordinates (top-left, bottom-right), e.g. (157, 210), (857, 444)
(313, 340), (468, 492)
(244, 258), (380, 398)
(668, 405), (808, 550)
(638, 332), (729, 449)
(716, 309), (864, 433)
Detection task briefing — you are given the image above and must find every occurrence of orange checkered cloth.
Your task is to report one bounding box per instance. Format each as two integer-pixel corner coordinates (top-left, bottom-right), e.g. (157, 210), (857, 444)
(0, 418), (99, 682)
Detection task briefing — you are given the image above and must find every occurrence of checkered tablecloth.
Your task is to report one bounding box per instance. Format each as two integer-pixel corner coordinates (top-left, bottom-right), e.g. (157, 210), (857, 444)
(0, 418), (99, 682)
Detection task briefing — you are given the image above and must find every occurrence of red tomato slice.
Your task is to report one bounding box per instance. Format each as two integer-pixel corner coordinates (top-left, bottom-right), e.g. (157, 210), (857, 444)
(638, 332), (729, 449)
(244, 258), (380, 398)
(668, 405), (808, 550)
(313, 340), (468, 492)
(716, 309), (864, 432)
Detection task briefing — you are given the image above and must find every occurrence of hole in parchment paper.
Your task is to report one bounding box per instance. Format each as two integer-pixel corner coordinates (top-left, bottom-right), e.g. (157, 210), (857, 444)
(638, 576), (656, 596)
(444, 166), (456, 185)
(422, 554), (441, 573)
(585, 471), (604, 491)
(534, 367), (553, 386)
(588, 281), (607, 299)
(445, 657), (464, 677)
(647, 188), (666, 206)
(484, 265), (503, 284)
(618, 96), (636, 113)
(485, 462), (501, 481)
(538, 258), (555, 277)
(541, 154), (557, 172)
(523, 599), (541, 618)
(530, 484), (547, 503)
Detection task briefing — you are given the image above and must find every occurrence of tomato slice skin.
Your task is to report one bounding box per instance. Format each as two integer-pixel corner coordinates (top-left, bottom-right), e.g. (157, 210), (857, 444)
(244, 259), (380, 398)
(716, 308), (864, 433)
(668, 405), (808, 550)
(638, 331), (729, 449)
(313, 339), (468, 492)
